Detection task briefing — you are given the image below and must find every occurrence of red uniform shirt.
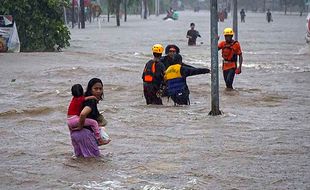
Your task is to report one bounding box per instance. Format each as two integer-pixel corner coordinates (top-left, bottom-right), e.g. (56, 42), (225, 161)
(67, 96), (85, 115)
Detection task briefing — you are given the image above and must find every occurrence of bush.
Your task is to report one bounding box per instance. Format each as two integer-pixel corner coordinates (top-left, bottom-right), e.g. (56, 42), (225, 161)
(0, 0), (71, 52)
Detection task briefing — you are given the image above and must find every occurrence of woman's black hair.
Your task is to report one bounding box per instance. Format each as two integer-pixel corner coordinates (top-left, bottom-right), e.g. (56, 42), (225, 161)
(85, 78), (103, 99)
(71, 84), (84, 97)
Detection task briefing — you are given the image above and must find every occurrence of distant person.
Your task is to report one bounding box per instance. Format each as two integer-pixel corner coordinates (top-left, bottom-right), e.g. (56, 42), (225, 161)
(70, 78), (106, 157)
(163, 7), (174, 20)
(224, 8), (228, 19)
(194, 5), (200, 12)
(240, 9), (246, 22)
(67, 84), (110, 146)
(164, 54), (210, 105)
(142, 44), (166, 105)
(266, 9), (273, 23)
(186, 23), (201, 46)
(218, 11), (225, 22)
(218, 28), (243, 90)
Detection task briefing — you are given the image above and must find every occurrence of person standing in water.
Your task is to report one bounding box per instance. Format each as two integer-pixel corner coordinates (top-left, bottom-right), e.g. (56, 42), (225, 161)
(142, 44), (166, 105)
(266, 9), (273, 23)
(240, 9), (246, 23)
(186, 23), (201, 46)
(164, 54), (210, 105)
(161, 44), (180, 70)
(218, 28), (243, 90)
(67, 84), (110, 146)
(70, 78), (106, 157)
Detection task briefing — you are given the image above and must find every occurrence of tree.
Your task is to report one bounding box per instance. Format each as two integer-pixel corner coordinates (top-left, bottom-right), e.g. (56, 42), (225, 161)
(107, 0), (121, 26)
(0, 0), (71, 52)
(124, 0), (128, 22)
(143, 0), (148, 19)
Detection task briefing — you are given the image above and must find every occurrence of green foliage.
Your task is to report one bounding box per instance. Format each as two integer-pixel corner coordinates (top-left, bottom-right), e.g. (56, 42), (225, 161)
(107, 0), (121, 14)
(0, 0), (71, 52)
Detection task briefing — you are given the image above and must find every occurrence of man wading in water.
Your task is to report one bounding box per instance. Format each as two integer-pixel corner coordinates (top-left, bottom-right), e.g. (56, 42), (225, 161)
(218, 28), (243, 90)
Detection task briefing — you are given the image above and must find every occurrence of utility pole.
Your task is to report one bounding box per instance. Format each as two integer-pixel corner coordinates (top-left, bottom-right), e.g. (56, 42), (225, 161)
(63, 6), (68, 25)
(124, 0), (127, 22)
(155, 0), (159, 16)
(209, 0), (221, 116)
(233, 0), (238, 41)
(71, 0), (75, 28)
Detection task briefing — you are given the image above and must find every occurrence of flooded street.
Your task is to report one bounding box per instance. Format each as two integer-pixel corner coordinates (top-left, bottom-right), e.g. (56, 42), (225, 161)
(0, 11), (310, 189)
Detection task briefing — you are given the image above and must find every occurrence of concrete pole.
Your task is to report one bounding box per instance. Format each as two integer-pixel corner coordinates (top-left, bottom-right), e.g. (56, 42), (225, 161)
(233, 0), (238, 41)
(155, 0), (159, 16)
(63, 6), (68, 25)
(209, 0), (221, 116)
(71, 0), (75, 28)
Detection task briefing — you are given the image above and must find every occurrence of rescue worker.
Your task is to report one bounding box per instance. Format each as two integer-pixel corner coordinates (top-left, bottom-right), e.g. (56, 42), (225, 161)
(218, 28), (243, 90)
(142, 44), (166, 105)
(161, 44), (180, 70)
(164, 54), (210, 105)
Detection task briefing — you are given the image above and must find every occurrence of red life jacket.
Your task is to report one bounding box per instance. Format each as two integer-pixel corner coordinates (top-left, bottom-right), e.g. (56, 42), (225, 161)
(221, 41), (239, 70)
(222, 41), (238, 62)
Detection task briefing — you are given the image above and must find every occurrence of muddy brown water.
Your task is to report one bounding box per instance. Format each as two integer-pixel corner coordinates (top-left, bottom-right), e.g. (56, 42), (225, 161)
(0, 11), (310, 190)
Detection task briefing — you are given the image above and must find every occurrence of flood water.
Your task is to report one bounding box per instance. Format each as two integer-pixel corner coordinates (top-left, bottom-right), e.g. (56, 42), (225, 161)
(0, 11), (310, 190)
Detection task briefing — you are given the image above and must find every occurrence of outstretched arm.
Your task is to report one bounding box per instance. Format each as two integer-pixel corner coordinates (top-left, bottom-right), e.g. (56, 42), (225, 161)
(181, 65), (210, 77)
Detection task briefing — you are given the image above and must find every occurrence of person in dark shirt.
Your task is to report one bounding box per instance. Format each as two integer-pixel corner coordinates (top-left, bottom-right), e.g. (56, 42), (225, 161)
(240, 9), (246, 23)
(161, 44), (180, 70)
(266, 9), (273, 23)
(186, 23), (201, 46)
(165, 54), (210, 105)
(142, 44), (166, 105)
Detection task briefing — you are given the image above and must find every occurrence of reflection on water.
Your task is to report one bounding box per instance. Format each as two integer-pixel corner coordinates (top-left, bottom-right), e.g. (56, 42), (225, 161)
(0, 11), (310, 189)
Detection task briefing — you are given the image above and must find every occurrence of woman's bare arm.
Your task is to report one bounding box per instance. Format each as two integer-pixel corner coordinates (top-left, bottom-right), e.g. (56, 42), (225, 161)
(76, 106), (92, 130)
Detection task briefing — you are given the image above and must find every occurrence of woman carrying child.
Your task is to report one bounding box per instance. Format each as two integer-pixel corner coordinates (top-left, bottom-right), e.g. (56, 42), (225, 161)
(68, 78), (110, 157)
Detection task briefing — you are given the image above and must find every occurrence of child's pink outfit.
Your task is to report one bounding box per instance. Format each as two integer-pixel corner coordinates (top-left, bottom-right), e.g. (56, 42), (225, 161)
(67, 96), (101, 140)
(67, 115), (101, 140)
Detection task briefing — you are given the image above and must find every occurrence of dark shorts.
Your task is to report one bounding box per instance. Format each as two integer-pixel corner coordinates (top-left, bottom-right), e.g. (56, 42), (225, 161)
(143, 84), (162, 105)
